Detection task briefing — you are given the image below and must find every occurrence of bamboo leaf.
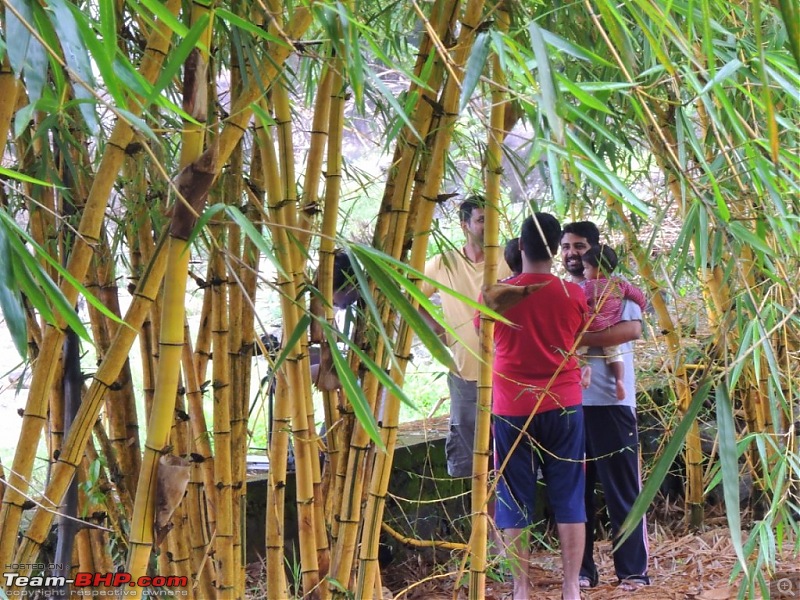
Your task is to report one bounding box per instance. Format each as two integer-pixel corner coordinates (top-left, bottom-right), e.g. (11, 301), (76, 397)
(592, 0), (637, 74)
(366, 69), (422, 144)
(336, 330), (420, 415)
(46, 0), (99, 133)
(72, 1), (126, 109)
(224, 205), (287, 280)
(216, 8), (284, 45)
(322, 323), (385, 451)
(355, 249), (456, 371)
(340, 4), (365, 109)
(99, 0), (116, 58)
(698, 58), (743, 95)
(114, 108), (160, 143)
(459, 31), (491, 114)
(556, 73), (615, 115)
(351, 244), (510, 322)
(548, 147), (566, 215)
(128, 0), (188, 37)
(0, 221), (28, 358)
(528, 22), (564, 144)
(11, 253), (55, 325)
(6, 231), (89, 340)
(0, 166), (59, 187)
(728, 222), (775, 257)
(716, 384), (748, 573)
(777, 0), (800, 68)
(0, 210), (121, 337)
(7, 0), (49, 107)
(617, 377), (713, 546)
(540, 29), (615, 67)
(270, 314), (311, 376)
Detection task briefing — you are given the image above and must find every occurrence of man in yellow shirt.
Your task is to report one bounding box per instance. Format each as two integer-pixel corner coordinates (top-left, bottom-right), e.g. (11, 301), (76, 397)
(421, 197), (510, 477)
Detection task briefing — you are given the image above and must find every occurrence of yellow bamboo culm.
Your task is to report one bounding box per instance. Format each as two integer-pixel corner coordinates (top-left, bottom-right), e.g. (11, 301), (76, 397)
(296, 65), (333, 251)
(211, 242), (236, 598)
(471, 5), (509, 597)
(255, 117), (291, 600)
(377, 0), (457, 254)
(126, 143), (219, 595)
(180, 322), (218, 598)
(0, 0), (182, 569)
(349, 1), (488, 594)
(0, 54), (19, 158)
(126, 238), (195, 596)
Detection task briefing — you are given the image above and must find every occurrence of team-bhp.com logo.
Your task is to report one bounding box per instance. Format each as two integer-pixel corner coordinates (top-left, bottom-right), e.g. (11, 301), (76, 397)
(3, 570), (189, 596)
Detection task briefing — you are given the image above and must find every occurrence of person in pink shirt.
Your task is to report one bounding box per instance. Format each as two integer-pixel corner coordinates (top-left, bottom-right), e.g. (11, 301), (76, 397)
(578, 244), (647, 400)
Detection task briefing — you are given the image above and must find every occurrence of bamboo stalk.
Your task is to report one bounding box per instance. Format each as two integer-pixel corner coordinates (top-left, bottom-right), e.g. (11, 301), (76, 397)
(0, 0), (182, 565)
(163, 381), (195, 596)
(180, 320), (218, 597)
(296, 65), (333, 250)
(215, 7), (314, 169)
(0, 53), (19, 159)
(341, 3), (487, 593)
(258, 108), (323, 598)
(605, 197), (701, 523)
(193, 262), (215, 388)
(127, 211), (214, 595)
(210, 232), (235, 597)
(375, 0), (457, 254)
(92, 416), (135, 519)
(90, 227), (143, 494)
(314, 53), (347, 542)
(254, 119), (291, 600)
(470, 6), (508, 596)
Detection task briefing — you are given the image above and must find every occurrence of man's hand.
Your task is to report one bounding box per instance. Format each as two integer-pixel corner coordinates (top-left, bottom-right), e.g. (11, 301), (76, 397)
(481, 281), (549, 315)
(580, 320), (641, 347)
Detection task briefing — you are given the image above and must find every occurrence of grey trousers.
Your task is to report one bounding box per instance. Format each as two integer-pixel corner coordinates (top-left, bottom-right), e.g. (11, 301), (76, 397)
(446, 372), (478, 478)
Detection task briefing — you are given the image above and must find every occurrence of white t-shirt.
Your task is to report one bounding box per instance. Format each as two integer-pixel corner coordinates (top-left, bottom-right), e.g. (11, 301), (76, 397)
(581, 300), (642, 407)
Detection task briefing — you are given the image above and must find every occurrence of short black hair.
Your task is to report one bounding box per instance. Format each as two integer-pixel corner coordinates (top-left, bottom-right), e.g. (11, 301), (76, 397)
(581, 244), (618, 274)
(562, 221), (600, 246)
(504, 238), (522, 275)
(521, 213), (561, 261)
(332, 250), (355, 291)
(459, 196), (485, 223)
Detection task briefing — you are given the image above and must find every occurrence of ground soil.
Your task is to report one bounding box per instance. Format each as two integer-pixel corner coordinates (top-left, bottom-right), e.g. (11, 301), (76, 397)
(378, 525), (798, 599)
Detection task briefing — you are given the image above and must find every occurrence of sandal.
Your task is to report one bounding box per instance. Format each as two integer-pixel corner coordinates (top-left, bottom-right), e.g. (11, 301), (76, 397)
(618, 576), (649, 591)
(578, 569), (599, 589)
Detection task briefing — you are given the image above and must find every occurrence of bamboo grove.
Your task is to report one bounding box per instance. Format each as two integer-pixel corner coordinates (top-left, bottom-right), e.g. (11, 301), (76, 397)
(0, 0), (798, 598)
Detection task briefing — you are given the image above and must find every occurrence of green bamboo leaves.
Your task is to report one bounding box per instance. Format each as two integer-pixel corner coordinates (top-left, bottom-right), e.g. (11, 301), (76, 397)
(0, 218), (27, 357)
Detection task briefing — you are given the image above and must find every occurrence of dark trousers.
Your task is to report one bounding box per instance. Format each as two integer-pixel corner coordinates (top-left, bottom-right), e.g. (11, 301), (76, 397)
(582, 405), (650, 584)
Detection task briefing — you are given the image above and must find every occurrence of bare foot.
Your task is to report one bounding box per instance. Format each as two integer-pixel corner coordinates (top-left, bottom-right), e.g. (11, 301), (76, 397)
(615, 378), (626, 400)
(580, 366), (592, 389)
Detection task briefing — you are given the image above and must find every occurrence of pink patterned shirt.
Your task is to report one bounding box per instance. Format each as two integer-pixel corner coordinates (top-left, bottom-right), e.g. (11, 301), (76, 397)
(580, 277), (647, 331)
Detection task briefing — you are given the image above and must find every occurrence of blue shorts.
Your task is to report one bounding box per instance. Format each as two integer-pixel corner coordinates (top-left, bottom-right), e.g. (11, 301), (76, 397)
(493, 408), (586, 528)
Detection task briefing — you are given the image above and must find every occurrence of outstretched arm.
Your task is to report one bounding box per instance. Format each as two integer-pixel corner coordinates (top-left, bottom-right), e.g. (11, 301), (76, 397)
(579, 319), (641, 347)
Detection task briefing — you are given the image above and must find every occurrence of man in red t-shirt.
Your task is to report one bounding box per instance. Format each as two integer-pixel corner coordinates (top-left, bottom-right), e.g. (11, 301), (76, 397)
(478, 213), (588, 600)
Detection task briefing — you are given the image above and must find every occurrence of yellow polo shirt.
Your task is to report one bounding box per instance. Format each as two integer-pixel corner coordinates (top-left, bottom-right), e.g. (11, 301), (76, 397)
(421, 250), (510, 381)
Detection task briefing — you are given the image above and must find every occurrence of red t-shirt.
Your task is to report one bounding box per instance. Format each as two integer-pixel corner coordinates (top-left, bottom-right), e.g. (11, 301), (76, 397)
(476, 273), (588, 417)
